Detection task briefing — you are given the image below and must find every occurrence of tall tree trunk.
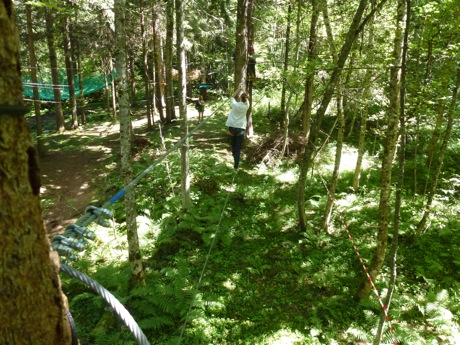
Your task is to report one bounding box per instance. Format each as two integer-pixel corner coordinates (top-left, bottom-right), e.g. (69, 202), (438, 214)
(280, 1), (292, 157)
(103, 59), (111, 115)
(75, 21), (86, 125)
(128, 50), (137, 107)
(245, 0), (255, 137)
(297, 0), (387, 232)
(63, 7), (78, 130)
(356, 0), (405, 300)
(425, 65), (450, 174)
(234, 0), (248, 90)
(374, 2), (410, 342)
(352, 41), (374, 188)
(0, 1), (71, 343)
(319, 0), (342, 232)
(26, 4), (45, 156)
(164, 0), (175, 122)
(176, 0), (191, 209)
(141, 1), (153, 130)
(114, 0), (145, 287)
(321, 96), (345, 232)
(45, 9), (65, 132)
(297, 0), (319, 232)
(352, 21), (375, 191)
(415, 64), (460, 237)
(153, 6), (165, 122)
(110, 57), (117, 119)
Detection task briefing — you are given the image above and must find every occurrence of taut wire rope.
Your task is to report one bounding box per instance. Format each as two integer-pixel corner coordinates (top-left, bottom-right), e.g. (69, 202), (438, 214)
(56, 93), (260, 344)
(60, 263), (151, 345)
(177, 172), (238, 345)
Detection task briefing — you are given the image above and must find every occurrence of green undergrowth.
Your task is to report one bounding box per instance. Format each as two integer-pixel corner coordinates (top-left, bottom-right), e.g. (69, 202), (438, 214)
(56, 102), (460, 345)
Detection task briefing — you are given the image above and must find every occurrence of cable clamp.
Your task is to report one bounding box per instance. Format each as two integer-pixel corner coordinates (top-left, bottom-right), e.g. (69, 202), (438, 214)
(51, 243), (79, 261)
(65, 224), (96, 240)
(52, 235), (88, 251)
(85, 206), (113, 218)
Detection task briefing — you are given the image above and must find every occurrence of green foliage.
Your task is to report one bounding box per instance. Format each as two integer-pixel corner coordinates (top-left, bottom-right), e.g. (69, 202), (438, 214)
(23, 0), (460, 341)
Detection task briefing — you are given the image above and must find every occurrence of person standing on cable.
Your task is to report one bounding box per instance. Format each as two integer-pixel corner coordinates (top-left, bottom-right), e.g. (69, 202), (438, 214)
(226, 87), (249, 172)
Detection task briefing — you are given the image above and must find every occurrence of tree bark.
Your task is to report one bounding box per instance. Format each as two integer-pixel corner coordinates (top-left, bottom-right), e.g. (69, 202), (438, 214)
(176, 0), (191, 210)
(164, 0), (175, 122)
(153, 6), (166, 122)
(25, 4), (45, 156)
(356, 0), (405, 299)
(45, 9), (65, 132)
(114, 0), (145, 286)
(63, 6), (78, 130)
(298, 0), (388, 232)
(297, 0), (319, 232)
(415, 64), (460, 237)
(321, 96), (345, 232)
(280, 1), (292, 157)
(374, 2), (410, 342)
(75, 34), (86, 125)
(245, 0), (255, 137)
(141, 1), (153, 129)
(110, 57), (117, 120)
(0, 2), (71, 343)
(234, 0), (248, 90)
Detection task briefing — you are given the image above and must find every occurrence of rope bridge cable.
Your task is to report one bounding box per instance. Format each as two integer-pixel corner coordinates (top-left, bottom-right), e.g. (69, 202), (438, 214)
(60, 263), (151, 345)
(316, 171), (399, 345)
(177, 172), (238, 345)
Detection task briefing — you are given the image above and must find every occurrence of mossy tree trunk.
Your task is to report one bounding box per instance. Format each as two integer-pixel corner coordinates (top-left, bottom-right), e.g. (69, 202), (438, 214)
(0, 1), (71, 343)
(114, 0), (145, 287)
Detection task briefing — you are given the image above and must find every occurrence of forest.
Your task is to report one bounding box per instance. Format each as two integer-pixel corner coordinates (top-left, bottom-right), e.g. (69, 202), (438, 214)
(1, 0), (459, 344)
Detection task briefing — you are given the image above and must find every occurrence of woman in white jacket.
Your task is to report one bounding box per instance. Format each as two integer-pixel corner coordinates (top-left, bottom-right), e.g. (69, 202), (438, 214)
(226, 88), (249, 171)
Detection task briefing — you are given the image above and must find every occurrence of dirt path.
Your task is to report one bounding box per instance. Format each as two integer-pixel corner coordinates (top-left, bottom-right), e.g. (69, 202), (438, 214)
(39, 111), (220, 236)
(39, 119), (124, 236)
(41, 150), (106, 235)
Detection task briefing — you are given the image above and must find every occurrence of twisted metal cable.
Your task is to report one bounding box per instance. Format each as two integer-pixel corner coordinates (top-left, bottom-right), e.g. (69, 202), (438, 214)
(177, 172), (238, 345)
(60, 263), (151, 345)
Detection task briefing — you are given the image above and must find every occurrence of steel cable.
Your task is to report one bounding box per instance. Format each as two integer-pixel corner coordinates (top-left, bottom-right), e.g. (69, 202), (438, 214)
(60, 263), (151, 345)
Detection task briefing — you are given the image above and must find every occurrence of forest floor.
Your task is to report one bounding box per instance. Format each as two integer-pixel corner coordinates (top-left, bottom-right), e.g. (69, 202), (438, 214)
(36, 102), (460, 344)
(39, 106), (231, 237)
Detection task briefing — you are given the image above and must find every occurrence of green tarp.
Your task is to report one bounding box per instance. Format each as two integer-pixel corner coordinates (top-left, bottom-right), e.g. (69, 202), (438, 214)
(22, 70), (113, 101)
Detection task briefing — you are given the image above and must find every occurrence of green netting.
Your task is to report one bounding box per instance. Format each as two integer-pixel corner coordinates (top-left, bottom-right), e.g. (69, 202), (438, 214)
(22, 69), (114, 101)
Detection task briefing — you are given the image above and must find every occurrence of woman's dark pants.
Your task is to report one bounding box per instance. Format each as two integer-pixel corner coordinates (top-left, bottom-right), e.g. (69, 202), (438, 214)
(228, 127), (245, 170)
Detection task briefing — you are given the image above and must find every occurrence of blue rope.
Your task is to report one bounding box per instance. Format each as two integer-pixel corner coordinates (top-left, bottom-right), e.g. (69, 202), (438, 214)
(103, 99), (229, 208)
